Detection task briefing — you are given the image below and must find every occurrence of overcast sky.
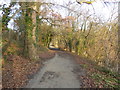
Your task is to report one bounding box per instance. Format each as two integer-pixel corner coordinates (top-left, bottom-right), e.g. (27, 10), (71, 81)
(0, 0), (119, 29)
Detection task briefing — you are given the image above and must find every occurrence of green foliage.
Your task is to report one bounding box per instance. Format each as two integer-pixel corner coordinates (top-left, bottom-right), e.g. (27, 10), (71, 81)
(91, 72), (119, 88)
(1, 1), (119, 88)
(2, 39), (21, 60)
(1, 1), (118, 72)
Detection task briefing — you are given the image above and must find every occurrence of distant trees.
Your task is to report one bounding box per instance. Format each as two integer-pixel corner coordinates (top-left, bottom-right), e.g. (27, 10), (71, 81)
(1, 1), (118, 72)
(45, 1), (118, 72)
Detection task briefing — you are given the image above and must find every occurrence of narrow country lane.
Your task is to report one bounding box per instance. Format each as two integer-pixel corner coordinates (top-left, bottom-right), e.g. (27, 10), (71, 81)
(25, 52), (85, 88)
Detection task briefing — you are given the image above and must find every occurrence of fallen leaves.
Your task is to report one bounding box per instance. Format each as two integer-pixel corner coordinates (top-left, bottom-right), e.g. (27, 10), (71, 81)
(2, 55), (41, 88)
(64, 51), (119, 88)
(2, 50), (56, 88)
(39, 50), (56, 60)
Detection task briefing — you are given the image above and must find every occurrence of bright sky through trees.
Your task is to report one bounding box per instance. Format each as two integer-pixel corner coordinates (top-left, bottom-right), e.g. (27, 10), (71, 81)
(0, 0), (119, 29)
(45, 0), (118, 21)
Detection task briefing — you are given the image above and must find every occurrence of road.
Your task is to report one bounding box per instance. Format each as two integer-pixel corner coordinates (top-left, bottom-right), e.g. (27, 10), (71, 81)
(25, 52), (85, 88)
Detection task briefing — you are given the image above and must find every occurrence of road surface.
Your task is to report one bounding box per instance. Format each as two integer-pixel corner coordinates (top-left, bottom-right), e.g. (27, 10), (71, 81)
(25, 52), (85, 88)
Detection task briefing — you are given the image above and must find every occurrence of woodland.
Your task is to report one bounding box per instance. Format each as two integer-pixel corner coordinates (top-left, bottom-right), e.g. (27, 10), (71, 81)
(0, 0), (119, 88)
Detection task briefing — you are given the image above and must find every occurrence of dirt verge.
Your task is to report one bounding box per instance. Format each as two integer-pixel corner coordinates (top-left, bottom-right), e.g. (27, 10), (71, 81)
(2, 50), (56, 88)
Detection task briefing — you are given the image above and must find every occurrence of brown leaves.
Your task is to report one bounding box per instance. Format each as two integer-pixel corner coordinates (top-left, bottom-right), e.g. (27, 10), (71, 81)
(51, 13), (62, 19)
(39, 50), (56, 60)
(2, 50), (55, 88)
(67, 51), (119, 88)
(64, 16), (76, 21)
(2, 55), (41, 88)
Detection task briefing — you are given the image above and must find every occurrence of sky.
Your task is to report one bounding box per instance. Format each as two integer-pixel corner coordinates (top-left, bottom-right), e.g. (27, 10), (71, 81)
(0, 0), (119, 29)
(46, 0), (118, 21)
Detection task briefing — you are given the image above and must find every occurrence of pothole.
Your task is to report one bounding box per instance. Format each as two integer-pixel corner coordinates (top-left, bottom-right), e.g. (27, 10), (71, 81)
(40, 71), (59, 83)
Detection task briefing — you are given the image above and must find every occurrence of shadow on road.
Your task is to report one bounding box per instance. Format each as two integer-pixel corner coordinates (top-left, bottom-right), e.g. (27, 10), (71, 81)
(49, 47), (61, 51)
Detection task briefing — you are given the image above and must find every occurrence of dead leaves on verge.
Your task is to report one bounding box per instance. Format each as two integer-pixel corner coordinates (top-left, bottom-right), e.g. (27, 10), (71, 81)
(2, 50), (55, 88)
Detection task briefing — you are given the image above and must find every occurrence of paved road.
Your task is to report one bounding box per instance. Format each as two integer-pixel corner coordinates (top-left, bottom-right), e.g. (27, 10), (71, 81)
(26, 52), (85, 88)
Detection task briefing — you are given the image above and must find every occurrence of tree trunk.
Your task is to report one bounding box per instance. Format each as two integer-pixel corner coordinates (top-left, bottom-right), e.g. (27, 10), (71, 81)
(27, 5), (39, 60)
